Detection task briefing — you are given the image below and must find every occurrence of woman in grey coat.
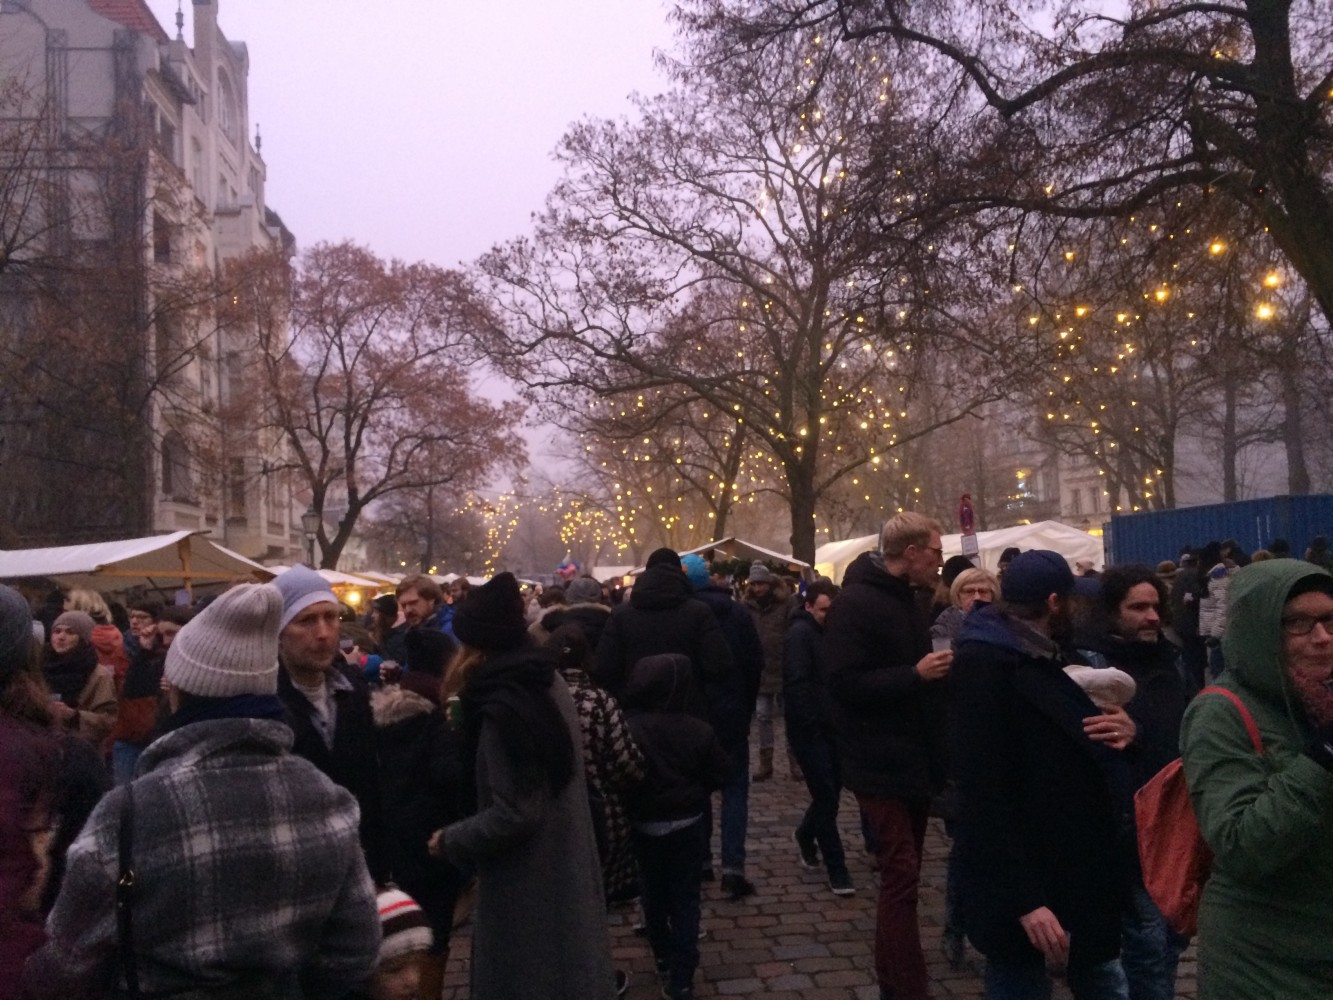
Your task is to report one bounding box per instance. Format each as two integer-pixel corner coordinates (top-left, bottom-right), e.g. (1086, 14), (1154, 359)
(429, 572), (614, 1000)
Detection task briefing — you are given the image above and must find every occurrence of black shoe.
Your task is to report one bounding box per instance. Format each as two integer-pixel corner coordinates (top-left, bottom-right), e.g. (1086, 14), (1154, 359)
(632, 921), (647, 937)
(941, 929), (965, 970)
(828, 871), (856, 896)
(615, 969), (629, 996)
(700, 865), (715, 882)
(720, 872), (756, 900)
(794, 830), (820, 870)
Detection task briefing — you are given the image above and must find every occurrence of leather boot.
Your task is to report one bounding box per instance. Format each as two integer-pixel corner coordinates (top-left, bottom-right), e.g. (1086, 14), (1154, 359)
(752, 747), (774, 782)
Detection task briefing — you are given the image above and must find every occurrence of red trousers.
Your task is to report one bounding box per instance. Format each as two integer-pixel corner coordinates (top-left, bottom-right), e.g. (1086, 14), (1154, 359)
(857, 794), (931, 1000)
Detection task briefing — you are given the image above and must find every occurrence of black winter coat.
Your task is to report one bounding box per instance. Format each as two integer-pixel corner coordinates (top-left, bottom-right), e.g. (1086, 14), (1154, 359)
(621, 654), (732, 824)
(278, 662), (389, 883)
(1095, 632), (1191, 791)
(371, 686), (470, 945)
(593, 565), (733, 718)
(692, 585), (763, 751)
(951, 606), (1133, 968)
(822, 551), (946, 801)
(782, 607), (833, 737)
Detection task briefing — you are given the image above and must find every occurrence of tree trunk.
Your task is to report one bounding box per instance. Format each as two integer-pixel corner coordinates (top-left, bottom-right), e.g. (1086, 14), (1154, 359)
(786, 464), (819, 566)
(1279, 348), (1312, 495)
(1221, 376), (1239, 502)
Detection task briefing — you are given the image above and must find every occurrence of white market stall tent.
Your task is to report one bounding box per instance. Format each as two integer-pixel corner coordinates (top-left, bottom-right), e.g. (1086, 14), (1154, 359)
(814, 520), (1105, 585)
(625, 537), (813, 579)
(0, 531), (274, 595)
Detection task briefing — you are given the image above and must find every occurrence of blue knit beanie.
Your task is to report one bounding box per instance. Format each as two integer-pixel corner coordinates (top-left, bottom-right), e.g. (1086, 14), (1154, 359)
(273, 565), (339, 631)
(682, 554), (710, 591)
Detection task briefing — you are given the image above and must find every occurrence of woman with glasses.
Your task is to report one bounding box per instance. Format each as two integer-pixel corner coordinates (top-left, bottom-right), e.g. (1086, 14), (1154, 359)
(931, 568), (1000, 649)
(1180, 560), (1333, 999)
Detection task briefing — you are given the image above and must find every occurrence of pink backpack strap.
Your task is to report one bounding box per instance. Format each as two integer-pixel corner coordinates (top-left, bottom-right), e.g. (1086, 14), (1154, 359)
(1199, 685), (1264, 754)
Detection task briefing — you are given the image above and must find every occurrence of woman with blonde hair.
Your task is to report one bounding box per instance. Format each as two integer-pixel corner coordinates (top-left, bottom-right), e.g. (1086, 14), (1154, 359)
(428, 572), (614, 999)
(931, 567), (1001, 649)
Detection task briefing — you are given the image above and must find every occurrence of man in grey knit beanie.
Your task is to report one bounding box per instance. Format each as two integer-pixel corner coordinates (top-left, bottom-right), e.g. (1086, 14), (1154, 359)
(27, 581), (380, 998)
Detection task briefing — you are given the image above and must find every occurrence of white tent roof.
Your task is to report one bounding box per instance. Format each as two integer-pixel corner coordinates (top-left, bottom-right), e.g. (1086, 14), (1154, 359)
(265, 565), (387, 590)
(591, 565), (635, 583)
(815, 520), (1104, 585)
(628, 537), (811, 577)
(0, 531), (274, 591)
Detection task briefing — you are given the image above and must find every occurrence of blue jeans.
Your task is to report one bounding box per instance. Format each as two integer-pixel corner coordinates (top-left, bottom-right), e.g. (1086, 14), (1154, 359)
(112, 740), (142, 786)
(1121, 881), (1188, 1000)
(634, 821), (704, 997)
(788, 726), (848, 878)
(985, 954), (1128, 1000)
(719, 738), (749, 873)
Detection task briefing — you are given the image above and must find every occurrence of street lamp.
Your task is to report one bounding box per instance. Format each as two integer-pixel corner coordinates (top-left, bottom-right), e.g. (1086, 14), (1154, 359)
(301, 506), (320, 567)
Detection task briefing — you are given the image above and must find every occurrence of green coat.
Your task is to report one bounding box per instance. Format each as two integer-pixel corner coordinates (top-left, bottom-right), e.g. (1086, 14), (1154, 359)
(1179, 559), (1333, 999)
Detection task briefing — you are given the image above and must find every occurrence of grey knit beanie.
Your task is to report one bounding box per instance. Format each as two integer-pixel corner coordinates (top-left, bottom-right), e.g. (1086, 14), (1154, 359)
(273, 564), (339, 631)
(165, 584), (283, 697)
(52, 610), (95, 644)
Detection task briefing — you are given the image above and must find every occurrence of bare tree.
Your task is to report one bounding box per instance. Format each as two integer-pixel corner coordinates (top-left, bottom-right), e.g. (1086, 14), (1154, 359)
(227, 242), (526, 568)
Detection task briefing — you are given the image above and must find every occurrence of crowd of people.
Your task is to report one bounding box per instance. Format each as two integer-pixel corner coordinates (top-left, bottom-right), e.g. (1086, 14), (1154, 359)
(2, 521), (1331, 1000)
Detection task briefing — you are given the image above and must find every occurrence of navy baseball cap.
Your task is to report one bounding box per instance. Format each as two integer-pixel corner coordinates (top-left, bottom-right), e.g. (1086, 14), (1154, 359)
(1001, 550), (1100, 604)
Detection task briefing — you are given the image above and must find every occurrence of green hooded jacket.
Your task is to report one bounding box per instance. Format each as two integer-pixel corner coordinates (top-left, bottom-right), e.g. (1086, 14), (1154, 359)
(1179, 559), (1333, 998)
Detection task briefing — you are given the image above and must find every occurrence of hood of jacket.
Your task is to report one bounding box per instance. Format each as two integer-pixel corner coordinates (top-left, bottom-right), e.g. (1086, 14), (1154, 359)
(371, 685), (436, 728)
(1220, 559), (1333, 708)
(629, 564), (694, 611)
(788, 605), (821, 634)
(622, 652), (693, 712)
(138, 717), (294, 775)
(957, 602), (1061, 662)
(841, 549), (895, 590)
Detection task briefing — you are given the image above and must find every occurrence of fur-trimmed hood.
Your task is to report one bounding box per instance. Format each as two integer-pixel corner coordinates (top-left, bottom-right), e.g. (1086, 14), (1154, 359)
(370, 685), (436, 728)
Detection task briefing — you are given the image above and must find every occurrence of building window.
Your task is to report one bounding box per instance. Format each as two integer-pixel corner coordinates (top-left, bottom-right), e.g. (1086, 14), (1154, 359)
(1069, 488), (1082, 516)
(191, 137), (204, 195)
(153, 212), (171, 263)
(161, 432), (194, 501)
(228, 457), (247, 516)
(217, 70), (238, 146)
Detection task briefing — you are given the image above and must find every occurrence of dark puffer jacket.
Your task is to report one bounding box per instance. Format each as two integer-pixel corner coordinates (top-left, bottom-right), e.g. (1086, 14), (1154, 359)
(593, 564), (732, 717)
(621, 653), (732, 824)
(822, 551), (947, 801)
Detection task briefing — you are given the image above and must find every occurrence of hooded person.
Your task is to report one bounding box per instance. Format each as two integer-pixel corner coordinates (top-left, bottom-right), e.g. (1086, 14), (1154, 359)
(621, 653), (733, 1000)
(26, 584), (380, 999)
(428, 572), (615, 1000)
(1179, 559), (1333, 999)
(593, 548), (733, 720)
(529, 574), (613, 651)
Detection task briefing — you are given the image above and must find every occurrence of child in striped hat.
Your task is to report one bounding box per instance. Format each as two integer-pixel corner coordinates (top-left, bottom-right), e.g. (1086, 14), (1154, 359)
(373, 887), (433, 1000)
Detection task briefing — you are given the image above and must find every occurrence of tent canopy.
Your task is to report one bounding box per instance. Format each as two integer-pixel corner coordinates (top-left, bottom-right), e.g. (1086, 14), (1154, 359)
(628, 537), (811, 577)
(0, 531), (273, 593)
(814, 520), (1104, 585)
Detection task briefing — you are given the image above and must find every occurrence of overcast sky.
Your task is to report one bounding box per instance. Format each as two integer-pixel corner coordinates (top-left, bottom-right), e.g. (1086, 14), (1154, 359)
(145, 0), (674, 269)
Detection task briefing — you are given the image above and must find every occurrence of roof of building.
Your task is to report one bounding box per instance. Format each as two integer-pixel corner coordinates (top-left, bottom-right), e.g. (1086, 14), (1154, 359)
(87, 0), (171, 45)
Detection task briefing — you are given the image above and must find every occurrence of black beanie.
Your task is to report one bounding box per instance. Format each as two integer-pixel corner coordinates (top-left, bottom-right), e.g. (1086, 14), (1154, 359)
(452, 573), (529, 651)
(404, 626), (456, 676)
(645, 548), (682, 571)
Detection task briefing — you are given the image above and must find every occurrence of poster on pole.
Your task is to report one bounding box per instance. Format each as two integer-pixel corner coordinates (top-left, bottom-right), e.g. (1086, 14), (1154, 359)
(959, 494), (979, 562)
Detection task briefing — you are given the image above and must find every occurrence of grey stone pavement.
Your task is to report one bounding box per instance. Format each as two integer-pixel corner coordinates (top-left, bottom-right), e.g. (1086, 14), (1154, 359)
(441, 721), (1198, 999)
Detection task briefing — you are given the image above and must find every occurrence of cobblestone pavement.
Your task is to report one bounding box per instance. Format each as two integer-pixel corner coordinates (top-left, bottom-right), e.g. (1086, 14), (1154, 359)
(441, 727), (1198, 999)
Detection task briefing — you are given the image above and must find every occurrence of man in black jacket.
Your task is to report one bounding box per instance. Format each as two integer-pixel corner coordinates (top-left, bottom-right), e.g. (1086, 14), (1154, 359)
(1088, 565), (1191, 1000)
(952, 550), (1132, 1000)
(783, 578), (853, 895)
(274, 565), (389, 885)
(593, 548), (733, 719)
(823, 513), (950, 1000)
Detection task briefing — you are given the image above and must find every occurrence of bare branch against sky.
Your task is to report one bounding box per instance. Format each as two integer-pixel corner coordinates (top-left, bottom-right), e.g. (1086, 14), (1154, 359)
(146, 0), (673, 268)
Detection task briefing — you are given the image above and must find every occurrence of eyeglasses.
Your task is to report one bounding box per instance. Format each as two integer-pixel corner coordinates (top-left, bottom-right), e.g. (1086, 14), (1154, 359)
(924, 546), (943, 558)
(1280, 613), (1333, 637)
(959, 586), (993, 597)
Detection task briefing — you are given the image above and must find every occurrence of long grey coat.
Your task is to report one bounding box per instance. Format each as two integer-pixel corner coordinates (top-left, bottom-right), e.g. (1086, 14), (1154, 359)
(443, 675), (614, 1000)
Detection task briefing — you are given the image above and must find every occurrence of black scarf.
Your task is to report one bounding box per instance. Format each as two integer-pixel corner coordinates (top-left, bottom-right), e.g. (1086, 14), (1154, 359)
(461, 648), (575, 794)
(43, 643), (99, 706)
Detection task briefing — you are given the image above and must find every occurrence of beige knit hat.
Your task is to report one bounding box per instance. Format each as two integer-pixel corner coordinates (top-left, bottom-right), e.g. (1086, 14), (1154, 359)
(165, 584), (283, 697)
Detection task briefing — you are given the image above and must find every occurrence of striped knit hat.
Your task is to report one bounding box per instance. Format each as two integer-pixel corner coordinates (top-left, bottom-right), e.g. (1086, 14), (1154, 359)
(377, 887), (432, 963)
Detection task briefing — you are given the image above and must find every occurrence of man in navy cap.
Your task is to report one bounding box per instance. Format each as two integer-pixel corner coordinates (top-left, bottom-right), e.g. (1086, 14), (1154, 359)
(949, 551), (1132, 1000)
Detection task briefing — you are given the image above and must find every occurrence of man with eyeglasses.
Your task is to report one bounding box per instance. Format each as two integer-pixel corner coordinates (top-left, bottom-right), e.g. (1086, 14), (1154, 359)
(1179, 559), (1333, 998)
(823, 511), (950, 1000)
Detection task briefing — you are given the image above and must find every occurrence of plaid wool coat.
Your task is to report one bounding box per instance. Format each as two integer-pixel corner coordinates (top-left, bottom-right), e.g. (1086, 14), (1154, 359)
(24, 718), (379, 999)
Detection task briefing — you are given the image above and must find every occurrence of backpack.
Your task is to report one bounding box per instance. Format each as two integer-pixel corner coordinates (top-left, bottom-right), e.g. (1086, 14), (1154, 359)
(1133, 685), (1263, 936)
